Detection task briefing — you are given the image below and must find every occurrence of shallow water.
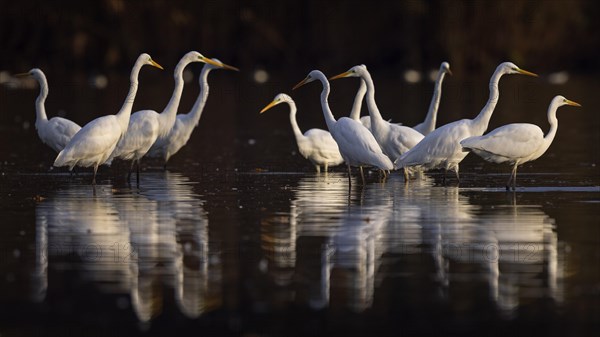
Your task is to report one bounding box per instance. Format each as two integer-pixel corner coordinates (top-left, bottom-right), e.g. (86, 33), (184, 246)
(1, 75), (599, 336)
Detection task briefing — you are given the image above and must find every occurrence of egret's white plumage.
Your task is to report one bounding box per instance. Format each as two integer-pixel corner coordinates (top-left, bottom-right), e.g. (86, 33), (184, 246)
(260, 93), (344, 172)
(53, 53), (163, 184)
(461, 95), (581, 190)
(107, 52), (223, 180)
(146, 58), (239, 165)
(17, 68), (81, 153)
(395, 62), (538, 182)
(348, 78), (373, 130)
(293, 70), (393, 184)
(412, 62), (452, 136)
(330, 65), (424, 163)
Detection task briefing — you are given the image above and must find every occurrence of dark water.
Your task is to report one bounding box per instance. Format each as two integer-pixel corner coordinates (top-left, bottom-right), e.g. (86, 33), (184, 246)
(1, 74), (599, 336)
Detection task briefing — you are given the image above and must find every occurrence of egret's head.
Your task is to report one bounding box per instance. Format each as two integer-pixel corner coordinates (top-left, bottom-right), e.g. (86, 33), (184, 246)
(206, 58), (239, 71)
(329, 64), (368, 81)
(139, 53), (164, 70)
(183, 51), (225, 68)
(441, 62), (452, 76)
(554, 95), (582, 108)
(16, 68), (43, 79)
(498, 62), (537, 77)
(293, 70), (325, 90)
(260, 93), (293, 114)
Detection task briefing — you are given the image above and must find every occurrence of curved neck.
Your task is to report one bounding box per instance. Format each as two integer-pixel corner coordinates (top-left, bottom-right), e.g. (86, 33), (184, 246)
(472, 70), (503, 135)
(361, 71), (385, 127)
(116, 63), (142, 128)
(421, 71), (447, 132)
(316, 76), (337, 131)
(187, 66), (211, 126)
(35, 75), (49, 123)
(540, 102), (560, 154)
(287, 100), (304, 141)
(349, 79), (367, 121)
(159, 59), (190, 132)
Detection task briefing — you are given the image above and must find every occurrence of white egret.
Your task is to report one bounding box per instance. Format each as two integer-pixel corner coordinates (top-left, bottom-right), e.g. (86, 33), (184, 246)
(412, 62), (452, 136)
(107, 51), (223, 182)
(395, 62), (538, 183)
(53, 53), (163, 184)
(146, 58), (239, 167)
(293, 70), (393, 185)
(17, 68), (81, 153)
(348, 78), (373, 130)
(330, 65), (424, 163)
(460, 95), (581, 190)
(260, 93), (344, 173)
(348, 79), (401, 132)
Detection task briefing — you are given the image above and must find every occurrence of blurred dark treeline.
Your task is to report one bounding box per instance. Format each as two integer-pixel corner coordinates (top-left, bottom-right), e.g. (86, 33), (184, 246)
(1, 0), (599, 79)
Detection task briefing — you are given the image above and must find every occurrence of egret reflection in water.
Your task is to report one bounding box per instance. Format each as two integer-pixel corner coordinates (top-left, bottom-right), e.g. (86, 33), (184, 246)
(33, 172), (221, 322)
(260, 174), (566, 314)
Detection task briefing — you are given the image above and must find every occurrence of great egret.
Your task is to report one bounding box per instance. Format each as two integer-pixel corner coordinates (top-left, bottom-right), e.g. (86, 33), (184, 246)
(17, 68), (81, 153)
(293, 70), (393, 185)
(107, 51), (223, 182)
(53, 53), (163, 184)
(461, 95), (581, 190)
(260, 93), (344, 172)
(146, 58), (239, 167)
(412, 62), (452, 136)
(347, 78), (373, 130)
(395, 62), (538, 183)
(330, 65), (424, 163)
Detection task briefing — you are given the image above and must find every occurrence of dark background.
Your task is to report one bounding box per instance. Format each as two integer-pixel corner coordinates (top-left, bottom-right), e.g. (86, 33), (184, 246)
(2, 0), (598, 79)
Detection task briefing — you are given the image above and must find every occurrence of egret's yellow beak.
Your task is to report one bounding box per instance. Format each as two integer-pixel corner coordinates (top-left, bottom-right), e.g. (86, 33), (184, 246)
(216, 60), (240, 72)
(566, 99), (582, 107)
(293, 77), (310, 90)
(447, 68), (453, 76)
(149, 59), (164, 70)
(517, 68), (538, 77)
(15, 72), (30, 77)
(260, 100), (278, 114)
(329, 71), (353, 81)
(200, 57), (224, 68)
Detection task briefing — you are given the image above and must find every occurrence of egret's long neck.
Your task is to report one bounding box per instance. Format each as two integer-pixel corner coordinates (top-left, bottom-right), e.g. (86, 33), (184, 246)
(349, 79), (367, 121)
(287, 101), (304, 142)
(362, 71), (385, 128)
(421, 71), (447, 133)
(35, 75), (49, 125)
(187, 66), (211, 126)
(317, 77), (337, 131)
(116, 64), (142, 131)
(539, 101), (560, 155)
(472, 70), (503, 135)
(159, 59), (189, 135)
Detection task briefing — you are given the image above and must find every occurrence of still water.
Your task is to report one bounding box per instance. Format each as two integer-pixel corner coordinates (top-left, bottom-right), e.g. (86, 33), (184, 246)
(0, 74), (599, 336)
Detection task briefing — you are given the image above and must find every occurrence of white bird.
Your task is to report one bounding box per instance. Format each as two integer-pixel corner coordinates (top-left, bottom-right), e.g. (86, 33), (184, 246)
(54, 53), (163, 184)
(348, 79), (401, 132)
(347, 78), (372, 130)
(260, 93), (344, 173)
(460, 95), (581, 190)
(330, 65), (424, 163)
(146, 58), (239, 167)
(293, 70), (393, 185)
(17, 68), (81, 153)
(395, 62), (538, 183)
(412, 62), (452, 136)
(107, 51), (223, 182)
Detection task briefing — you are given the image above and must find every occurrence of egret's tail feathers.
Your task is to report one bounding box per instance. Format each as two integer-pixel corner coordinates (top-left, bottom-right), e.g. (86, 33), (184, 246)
(459, 137), (475, 152)
(379, 156), (394, 171)
(53, 150), (68, 167)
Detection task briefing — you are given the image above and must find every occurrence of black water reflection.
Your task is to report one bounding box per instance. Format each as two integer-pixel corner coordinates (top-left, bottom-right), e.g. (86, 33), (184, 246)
(33, 172), (221, 322)
(260, 174), (564, 316)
